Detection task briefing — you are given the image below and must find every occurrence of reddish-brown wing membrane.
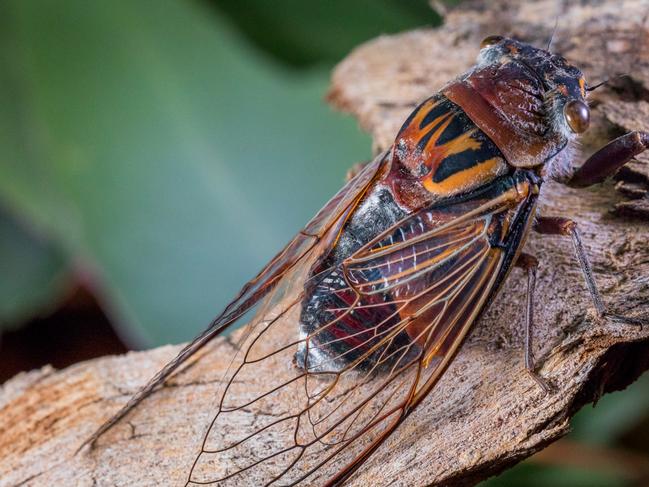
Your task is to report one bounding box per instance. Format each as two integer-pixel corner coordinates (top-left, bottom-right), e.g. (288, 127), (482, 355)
(82, 152), (388, 450)
(186, 170), (538, 486)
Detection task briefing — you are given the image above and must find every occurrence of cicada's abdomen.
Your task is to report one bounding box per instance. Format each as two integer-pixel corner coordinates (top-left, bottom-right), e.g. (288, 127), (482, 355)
(296, 185), (412, 372)
(297, 94), (520, 373)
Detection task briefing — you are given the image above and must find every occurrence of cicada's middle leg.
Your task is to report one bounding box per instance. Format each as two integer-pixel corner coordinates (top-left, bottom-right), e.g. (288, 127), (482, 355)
(515, 252), (551, 394)
(541, 129), (649, 328)
(533, 216), (645, 328)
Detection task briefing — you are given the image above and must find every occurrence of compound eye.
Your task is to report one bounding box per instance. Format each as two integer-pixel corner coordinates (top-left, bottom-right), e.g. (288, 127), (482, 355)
(480, 35), (504, 49)
(564, 99), (590, 133)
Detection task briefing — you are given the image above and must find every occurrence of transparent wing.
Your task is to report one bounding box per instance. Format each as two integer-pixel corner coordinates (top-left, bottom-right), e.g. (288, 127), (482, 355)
(82, 152), (388, 449)
(187, 176), (534, 486)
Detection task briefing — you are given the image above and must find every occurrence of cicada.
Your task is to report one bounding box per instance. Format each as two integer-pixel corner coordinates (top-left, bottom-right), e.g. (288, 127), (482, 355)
(84, 36), (648, 485)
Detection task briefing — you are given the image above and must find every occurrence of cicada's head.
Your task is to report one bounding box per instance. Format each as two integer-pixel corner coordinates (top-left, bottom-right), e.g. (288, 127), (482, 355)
(478, 35), (590, 139)
(444, 35), (590, 172)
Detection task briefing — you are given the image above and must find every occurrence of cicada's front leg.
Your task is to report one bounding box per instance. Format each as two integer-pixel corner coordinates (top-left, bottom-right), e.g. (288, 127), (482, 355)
(515, 252), (551, 394)
(549, 130), (649, 327)
(565, 131), (649, 187)
(534, 216), (644, 328)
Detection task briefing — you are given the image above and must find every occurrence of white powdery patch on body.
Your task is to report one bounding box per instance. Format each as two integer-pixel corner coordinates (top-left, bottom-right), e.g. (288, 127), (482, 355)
(296, 184), (407, 373)
(296, 327), (334, 372)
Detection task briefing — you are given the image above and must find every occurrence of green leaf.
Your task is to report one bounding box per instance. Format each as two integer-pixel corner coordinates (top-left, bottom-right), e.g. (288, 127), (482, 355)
(0, 207), (68, 329)
(0, 0), (372, 345)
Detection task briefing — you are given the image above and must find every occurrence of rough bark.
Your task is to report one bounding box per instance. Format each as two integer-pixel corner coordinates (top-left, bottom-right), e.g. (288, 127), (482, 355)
(2, 1), (649, 486)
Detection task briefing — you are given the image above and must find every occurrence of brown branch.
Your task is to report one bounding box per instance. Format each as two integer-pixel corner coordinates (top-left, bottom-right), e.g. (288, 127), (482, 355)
(2, 1), (649, 486)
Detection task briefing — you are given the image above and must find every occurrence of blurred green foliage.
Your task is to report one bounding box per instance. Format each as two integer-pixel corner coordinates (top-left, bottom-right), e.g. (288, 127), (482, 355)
(0, 0), (437, 343)
(0, 207), (67, 328)
(0, 1), (647, 486)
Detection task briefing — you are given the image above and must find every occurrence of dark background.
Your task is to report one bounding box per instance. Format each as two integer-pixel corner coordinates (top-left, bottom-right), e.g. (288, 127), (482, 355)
(1, 1), (647, 485)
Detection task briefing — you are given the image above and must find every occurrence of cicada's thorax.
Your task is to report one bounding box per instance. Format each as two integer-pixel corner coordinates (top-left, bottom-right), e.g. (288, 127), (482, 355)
(384, 93), (511, 210)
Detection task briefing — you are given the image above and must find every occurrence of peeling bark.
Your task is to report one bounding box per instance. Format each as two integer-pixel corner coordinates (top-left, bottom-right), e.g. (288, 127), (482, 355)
(2, 1), (649, 486)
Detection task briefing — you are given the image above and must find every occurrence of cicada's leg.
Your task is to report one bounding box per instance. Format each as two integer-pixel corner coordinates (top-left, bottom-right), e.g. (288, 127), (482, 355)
(534, 217), (605, 315)
(515, 252), (551, 394)
(534, 216), (644, 327)
(565, 131), (649, 187)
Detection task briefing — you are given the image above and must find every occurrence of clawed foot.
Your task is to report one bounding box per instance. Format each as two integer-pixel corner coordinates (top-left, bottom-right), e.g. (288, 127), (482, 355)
(597, 310), (646, 330)
(526, 369), (552, 396)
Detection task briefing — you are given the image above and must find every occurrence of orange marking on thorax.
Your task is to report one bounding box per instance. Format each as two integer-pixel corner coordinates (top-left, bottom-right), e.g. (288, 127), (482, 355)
(416, 122), (484, 185)
(422, 157), (503, 195)
(408, 99), (444, 130)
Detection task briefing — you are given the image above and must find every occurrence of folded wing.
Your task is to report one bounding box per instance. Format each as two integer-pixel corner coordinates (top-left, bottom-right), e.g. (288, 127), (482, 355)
(188, 172), (537, 486)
